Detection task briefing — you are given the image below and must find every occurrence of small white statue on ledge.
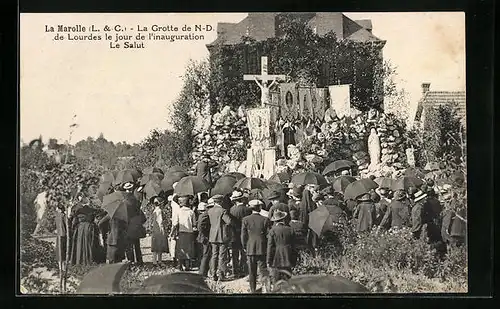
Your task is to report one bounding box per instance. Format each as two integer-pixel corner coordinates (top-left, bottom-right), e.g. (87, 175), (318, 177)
(368, 127), (381, 171)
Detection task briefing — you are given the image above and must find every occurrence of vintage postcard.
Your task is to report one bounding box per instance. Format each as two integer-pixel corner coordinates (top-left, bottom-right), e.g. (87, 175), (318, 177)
(19, 12), (466, 295)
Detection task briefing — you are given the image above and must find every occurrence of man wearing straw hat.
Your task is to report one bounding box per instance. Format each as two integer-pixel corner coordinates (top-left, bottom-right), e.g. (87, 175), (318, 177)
(241, 199), (270, 293)
(229, 190), (252, 278)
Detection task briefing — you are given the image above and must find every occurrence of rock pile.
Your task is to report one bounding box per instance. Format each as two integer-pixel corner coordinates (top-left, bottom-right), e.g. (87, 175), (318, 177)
(191, 105), (251, 179)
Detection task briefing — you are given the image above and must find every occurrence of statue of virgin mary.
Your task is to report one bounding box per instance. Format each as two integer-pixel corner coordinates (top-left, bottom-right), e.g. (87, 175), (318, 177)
(368, 127), (381, 170)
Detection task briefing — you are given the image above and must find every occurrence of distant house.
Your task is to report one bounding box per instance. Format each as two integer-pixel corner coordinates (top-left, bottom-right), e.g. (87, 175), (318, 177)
(206, 13), (381, 47)
(206, 12), (387, 109)
(413, 83), (466, 130)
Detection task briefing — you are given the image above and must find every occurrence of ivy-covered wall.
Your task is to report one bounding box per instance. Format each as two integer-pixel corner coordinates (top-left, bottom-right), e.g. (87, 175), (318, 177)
(207, 19), (385, 113)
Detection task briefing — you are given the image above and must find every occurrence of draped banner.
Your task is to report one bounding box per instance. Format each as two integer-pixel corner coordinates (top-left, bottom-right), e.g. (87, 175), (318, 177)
(328, 85), (351, 118)
(279, 83), (298, 121)
(314, 88), (328, 122)
(246, 107), (277, 148)
(298, 87), (314, 120)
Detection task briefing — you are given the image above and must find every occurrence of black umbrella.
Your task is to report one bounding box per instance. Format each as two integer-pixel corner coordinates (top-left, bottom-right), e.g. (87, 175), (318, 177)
(211, 176), (239, 196)
(135, 272), (213, 294)
(224, 172), (246, 180)
(160, 172), (189, 191)
(268, 172), (291, 184)
(332, 176), (356, 193)
(143, 167), (164, 175)
(139, 173), (163, 186)
(392, 176), (424, 191)
(174, 176), (210, 196)
(102, 191), (137, 222)
(113, 169), (142, 185)
(291, 172), (328, 186)
(233, 177), (268, 191)
(322, 160), (356, 176)
(344, 178), (379, 200)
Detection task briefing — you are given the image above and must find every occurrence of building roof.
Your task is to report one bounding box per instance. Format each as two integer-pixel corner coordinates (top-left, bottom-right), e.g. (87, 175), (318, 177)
(207, 12), (383, 47)
(414, 91), (466, 124)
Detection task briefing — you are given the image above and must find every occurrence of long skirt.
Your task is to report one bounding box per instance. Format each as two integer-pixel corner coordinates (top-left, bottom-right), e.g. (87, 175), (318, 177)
(175, 232), (195, 260)
(70, 222), (102, 265)
(151, 230), (169, 253)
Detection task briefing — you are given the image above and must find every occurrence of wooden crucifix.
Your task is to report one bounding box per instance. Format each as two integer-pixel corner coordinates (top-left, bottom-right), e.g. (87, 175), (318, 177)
(244, 56), (287, 107)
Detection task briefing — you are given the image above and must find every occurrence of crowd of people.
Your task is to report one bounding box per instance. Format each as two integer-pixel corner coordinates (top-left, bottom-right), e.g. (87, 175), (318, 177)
(52, 163), (467, 293)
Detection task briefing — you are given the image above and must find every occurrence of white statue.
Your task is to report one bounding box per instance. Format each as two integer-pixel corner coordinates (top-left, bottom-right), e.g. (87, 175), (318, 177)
(368, 127), (381, 170)
(254, 77), (278, 106)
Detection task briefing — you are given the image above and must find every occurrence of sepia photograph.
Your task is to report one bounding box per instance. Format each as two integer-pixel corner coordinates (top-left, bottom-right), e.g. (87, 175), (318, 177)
(19, 12), (467, 295)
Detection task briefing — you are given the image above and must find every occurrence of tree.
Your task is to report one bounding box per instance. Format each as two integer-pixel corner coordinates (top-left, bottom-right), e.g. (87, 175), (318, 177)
(208, 16), (387, 111)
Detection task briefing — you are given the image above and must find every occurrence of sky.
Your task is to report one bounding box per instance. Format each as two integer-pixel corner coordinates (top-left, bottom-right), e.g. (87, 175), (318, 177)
(20, 12), (465, 145)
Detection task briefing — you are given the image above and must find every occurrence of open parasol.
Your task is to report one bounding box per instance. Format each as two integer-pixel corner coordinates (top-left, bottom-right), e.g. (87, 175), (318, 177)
(332, 176), (356, 193)
(374, 177), (394, 189)
(308, 206), (335, 237)
(233, 177), (268, 191)
(224, 172), (246, 181)
(344, 178), (379, 200)
(291, 172), (328, 186)
(143, 167), (164, 175)
(211, 175), (239, 196)
(160, 172), (189, 191)
(102, 191), (139, 222)
(139, 173), (163, 186)
(134, 272), (213, 294)
(174, 176), (210, 197)
(142, 180), (164, 200)
(322, 160), (356, 176)
(392, 176), (424, 191)
(113, 169), (142, 185)
(268, 172), (291, 184)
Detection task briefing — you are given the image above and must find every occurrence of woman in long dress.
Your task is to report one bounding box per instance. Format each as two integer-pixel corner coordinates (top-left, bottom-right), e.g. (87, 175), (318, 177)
(150, 196), (169, 265)
(171, 196), (197, 271)
(70, 204), (102, 265)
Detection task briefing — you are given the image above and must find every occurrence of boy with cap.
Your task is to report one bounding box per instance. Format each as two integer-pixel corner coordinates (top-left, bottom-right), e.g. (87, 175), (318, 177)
(241, 199), (271, 293)
(267, 190), (289, 223)
(207, 194), (232, 281)
(229, 190), (252, 278)
(267, 210), (296, 285)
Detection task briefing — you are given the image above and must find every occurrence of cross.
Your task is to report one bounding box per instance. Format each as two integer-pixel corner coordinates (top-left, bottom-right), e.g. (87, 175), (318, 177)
(244, 56), (287, 107)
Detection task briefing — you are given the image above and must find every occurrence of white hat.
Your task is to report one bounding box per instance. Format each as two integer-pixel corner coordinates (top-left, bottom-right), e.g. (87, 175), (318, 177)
(198, 202), (208, 211)
(123, 182), (134, 190)
(230, 190), (244, 201)
(248, 199), (263, 205)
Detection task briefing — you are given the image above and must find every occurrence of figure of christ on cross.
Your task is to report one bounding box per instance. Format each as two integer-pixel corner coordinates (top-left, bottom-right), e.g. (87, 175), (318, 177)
(243, 56), (287, 107)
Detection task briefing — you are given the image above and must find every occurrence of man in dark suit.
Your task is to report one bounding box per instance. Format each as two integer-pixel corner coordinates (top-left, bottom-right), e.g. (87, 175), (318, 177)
(267, 210), (296, 285)
(241, 199), (271, 293)
(229, 190), (252, 278)
(207, 194), (232, 281)
(197, 199), (212, 277)
(122, 182), (146, 265)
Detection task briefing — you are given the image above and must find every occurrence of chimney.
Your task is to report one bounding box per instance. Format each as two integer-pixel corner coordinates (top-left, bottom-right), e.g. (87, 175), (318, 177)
(422, 83), (431, 95)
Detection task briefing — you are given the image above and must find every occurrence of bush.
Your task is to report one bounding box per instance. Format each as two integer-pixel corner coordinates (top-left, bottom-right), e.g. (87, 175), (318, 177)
(20, 235), (58, 278)
(293, 224), (467, 293)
